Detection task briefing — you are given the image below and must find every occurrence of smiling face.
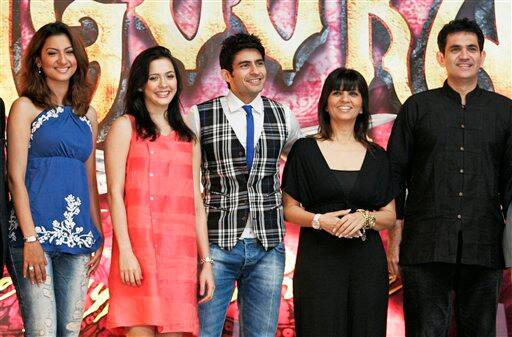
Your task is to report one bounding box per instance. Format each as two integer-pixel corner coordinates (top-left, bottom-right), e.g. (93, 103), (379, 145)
(143, 57), (177, 112)
(221, 48), (266, 104)
(326, 87), (363, 124)
(437, 31), (486, 85)
(37, 34), (77, 85)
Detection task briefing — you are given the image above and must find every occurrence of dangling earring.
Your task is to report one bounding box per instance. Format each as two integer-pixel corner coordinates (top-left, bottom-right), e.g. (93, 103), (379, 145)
(37, 66), (42, 75)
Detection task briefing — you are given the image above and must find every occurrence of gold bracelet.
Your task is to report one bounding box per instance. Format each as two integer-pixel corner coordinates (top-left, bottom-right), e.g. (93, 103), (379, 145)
(356, 209), (376, 230)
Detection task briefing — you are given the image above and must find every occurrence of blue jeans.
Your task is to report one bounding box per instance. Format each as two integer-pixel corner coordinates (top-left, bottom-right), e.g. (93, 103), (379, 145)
(9, 247), (90, 337)
(199, 239), (285, 337)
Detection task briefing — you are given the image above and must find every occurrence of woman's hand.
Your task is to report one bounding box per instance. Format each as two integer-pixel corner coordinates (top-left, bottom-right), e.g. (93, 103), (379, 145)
(198, 263), (215, 304)
(23, 241), (47, 285)
(319, 209), (351, 234)
(333, 211), (367, 238)
(119, 250), (142, 287)
(87, 244), (103, 277)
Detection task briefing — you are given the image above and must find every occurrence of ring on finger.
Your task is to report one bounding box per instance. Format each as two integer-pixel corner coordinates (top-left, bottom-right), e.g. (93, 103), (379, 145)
(28, 265), (34, 271)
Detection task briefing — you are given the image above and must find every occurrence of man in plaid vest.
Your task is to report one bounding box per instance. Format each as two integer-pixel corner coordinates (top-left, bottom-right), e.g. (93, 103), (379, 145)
(188, 33), (302, 337)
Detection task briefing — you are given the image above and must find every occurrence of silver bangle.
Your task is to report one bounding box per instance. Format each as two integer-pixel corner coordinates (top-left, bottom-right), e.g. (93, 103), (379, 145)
(200, 256), (214, 265)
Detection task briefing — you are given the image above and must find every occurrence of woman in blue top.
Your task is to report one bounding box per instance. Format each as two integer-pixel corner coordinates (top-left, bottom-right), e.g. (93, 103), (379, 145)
(7, 22), (103, 337)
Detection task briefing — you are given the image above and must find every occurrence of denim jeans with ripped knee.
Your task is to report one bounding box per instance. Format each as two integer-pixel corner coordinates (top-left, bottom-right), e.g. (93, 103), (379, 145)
(9, 247), (90, 337)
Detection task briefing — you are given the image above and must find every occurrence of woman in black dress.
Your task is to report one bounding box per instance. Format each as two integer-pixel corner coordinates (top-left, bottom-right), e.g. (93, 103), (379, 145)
(282, 68), (396, 337)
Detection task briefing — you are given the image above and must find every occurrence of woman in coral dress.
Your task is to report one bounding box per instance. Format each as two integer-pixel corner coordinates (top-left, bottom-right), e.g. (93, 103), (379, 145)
(105, 46), (214, 337)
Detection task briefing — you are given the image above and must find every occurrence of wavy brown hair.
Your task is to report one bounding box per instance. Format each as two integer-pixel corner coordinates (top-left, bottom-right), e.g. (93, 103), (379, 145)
(20, 21), (92, 116)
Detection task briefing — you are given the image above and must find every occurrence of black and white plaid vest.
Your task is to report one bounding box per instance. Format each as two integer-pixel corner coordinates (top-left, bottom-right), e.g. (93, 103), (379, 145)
(198, 96), (289, 250)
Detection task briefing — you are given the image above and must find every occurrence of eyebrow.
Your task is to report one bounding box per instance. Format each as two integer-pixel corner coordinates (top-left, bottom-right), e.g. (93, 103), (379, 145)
(45, 46), (73, 51)
(448, 43), (479, 49)
(237, 59), (264, 66)
(148, 71), (175, 76)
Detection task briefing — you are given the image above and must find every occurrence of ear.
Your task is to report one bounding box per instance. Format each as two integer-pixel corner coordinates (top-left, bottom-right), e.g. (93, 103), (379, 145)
(35, 57), (41, 68)
(436, 51), (445, 67)
(479, 50), (486, 68)
(221, 69), (232, 84)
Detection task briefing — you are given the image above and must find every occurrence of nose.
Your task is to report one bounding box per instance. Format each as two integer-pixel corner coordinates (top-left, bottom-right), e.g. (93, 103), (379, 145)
(459, 48), (469, 59)
(249, 63), (260, 75)
(57, 52), (67, 65)
(340, 92), (350, 101)
(158, 77), (169, 88)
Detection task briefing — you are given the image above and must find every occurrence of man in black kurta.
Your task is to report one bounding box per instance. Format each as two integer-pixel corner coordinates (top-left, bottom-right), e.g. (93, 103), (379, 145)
(387, 18), (512, 337)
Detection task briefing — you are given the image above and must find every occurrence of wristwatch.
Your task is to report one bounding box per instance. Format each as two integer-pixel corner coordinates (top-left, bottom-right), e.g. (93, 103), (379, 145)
(24, 235), (38, 243)
(311, 214), (322, 230)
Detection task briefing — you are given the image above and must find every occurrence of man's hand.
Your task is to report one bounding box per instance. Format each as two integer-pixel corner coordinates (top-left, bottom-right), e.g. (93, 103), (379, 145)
(387, 220), (403, 276)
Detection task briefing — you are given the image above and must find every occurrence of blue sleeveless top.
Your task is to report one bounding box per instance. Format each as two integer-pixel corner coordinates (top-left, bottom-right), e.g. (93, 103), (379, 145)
(9, 106), (102, 254)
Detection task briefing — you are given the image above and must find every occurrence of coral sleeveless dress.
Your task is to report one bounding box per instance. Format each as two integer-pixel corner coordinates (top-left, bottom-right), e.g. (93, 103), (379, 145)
(107, 116), (198, 336)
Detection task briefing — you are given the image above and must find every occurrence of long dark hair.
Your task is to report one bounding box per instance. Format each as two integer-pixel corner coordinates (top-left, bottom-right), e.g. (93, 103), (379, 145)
(20, 21), (92, 116)
(125, 46), (194, 142)
(316, 67), (375, 149)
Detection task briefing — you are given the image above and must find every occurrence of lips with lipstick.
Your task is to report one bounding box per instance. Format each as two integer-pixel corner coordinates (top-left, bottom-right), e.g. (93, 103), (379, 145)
(153, 90), (173, 98)
(54, 66), (72, 73)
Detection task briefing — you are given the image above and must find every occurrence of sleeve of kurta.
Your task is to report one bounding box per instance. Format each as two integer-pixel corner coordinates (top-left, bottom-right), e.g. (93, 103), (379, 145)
(373, 149), (396, 209)
(386, 98), (416, 219)
(500, 101), (512, 215)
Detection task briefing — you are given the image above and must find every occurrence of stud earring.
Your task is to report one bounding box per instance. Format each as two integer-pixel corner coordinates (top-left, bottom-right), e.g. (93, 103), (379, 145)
(37, 66), (42, 75)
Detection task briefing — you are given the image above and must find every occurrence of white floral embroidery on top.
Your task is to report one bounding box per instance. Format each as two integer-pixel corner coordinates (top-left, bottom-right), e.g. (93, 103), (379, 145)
(35, 194), (95, 248)
(8, 209), (18, 242)
(29, 106), (64, 148)
(79, 116), (92, 130)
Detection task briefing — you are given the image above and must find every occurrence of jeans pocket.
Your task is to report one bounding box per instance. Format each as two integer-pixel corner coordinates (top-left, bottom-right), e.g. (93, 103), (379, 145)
(273, 242), (285, 254)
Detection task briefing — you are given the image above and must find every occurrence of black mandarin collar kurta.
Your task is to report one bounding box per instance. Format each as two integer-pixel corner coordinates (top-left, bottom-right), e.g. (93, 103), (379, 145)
(387, 81), (512, 269)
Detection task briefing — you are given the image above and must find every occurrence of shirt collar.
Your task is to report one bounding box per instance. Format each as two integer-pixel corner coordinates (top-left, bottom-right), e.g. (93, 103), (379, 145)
(226, 91), (263, 114)
(442, 80), (482, 106)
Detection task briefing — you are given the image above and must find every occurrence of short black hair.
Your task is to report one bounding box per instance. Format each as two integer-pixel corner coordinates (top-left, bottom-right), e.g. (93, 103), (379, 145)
(317, 67), (375, 150)
(219, 33), (265, 72)
(437, 18), (484, 53)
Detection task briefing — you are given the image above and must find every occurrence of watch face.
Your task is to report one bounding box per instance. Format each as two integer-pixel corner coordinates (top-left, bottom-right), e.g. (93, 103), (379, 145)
(312, 214), (321, 229)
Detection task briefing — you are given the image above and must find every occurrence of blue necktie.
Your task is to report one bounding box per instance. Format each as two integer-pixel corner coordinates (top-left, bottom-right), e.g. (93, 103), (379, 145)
(243, 105), (254, 171)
